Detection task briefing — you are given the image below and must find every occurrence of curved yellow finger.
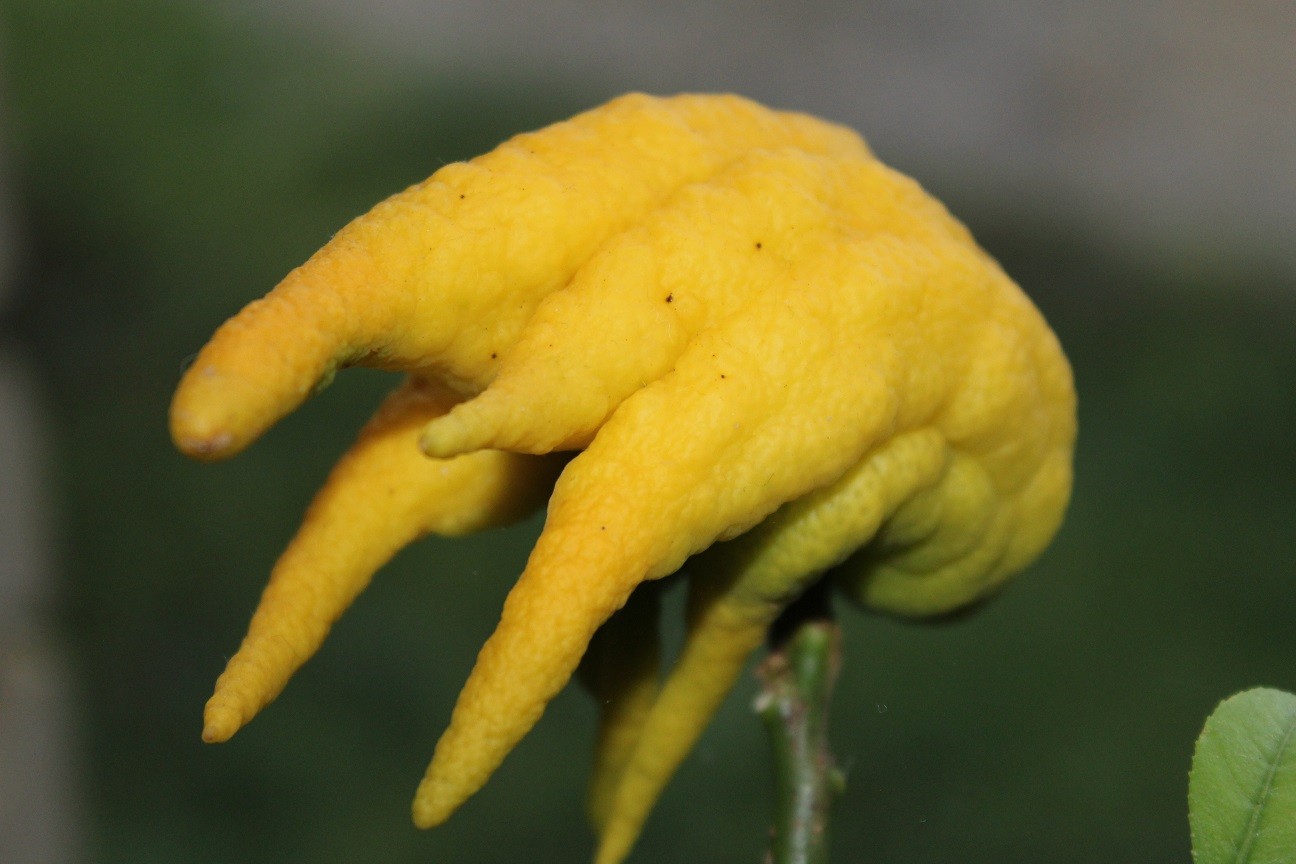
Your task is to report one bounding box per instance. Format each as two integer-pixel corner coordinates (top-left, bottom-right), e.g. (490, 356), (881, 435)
(409, 473), (668, 829)
(170, 241), (408, 460)
(202, 377), (562, 743)
(835, 448), (1070, 617)
(591, 577), (768, 864)
(419, 147), (868, 459)
(171, 93), (868, 460)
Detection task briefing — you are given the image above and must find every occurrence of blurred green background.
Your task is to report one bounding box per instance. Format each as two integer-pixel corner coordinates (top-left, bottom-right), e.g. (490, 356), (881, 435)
(1, 1), (1293, 862)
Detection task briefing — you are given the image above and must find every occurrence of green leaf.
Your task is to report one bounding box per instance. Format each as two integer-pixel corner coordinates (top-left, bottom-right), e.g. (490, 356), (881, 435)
(1190, 688), (1296, 864)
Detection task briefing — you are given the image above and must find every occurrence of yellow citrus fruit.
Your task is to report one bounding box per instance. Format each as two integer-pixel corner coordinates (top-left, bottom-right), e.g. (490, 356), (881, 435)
(170, 92), (1075, 864)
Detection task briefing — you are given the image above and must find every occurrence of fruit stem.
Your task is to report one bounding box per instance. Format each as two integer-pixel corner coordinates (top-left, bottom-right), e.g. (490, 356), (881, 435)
(756, 580), (842, 864)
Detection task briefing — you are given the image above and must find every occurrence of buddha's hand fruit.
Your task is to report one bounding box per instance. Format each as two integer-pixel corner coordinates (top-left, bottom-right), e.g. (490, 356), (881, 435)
(170, 92), (1076, 864)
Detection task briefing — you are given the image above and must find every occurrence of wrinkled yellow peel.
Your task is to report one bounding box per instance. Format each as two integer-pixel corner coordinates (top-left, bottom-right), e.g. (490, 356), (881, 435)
(171, 93), (1075, 864)
(200, 376), (564, 743)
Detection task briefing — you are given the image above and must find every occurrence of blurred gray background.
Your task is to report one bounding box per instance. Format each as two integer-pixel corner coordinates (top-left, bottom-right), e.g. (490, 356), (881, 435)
(0, 2), (1292, 863)
(236, 0), (1296, 270)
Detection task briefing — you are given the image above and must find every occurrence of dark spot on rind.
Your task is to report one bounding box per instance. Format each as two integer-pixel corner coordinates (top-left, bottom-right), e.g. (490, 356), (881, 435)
(665, 293), (673, 303)
(755, 241), (763, 250)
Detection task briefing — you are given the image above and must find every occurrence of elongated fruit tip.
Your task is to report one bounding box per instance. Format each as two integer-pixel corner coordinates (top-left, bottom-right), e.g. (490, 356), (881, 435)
(201, 703), (242, 744)
(170, 361), (282, 461)
(410, 780), (453, 830)
(419, 412), (479, 459)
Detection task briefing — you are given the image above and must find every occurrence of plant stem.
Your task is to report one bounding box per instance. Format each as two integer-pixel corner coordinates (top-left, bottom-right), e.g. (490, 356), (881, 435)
(756, 582), (843, 864)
